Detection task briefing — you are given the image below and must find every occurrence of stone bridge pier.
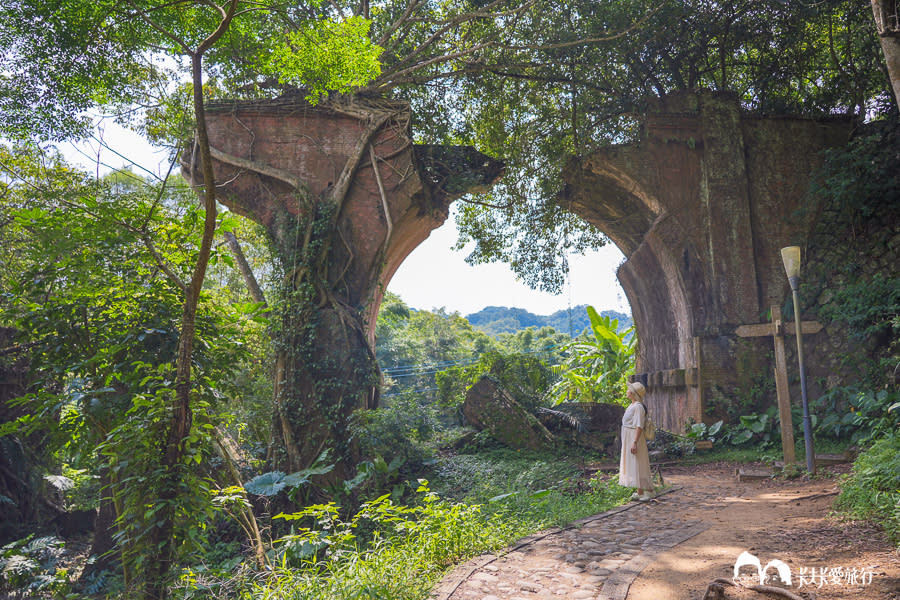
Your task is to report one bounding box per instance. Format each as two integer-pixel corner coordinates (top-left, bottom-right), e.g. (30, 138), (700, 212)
(190, 96), (502, 472)
(562, 92), (854, 432)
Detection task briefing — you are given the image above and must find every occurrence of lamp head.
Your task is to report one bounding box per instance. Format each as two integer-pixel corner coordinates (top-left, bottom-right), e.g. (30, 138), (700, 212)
(781, 246), (802, 289)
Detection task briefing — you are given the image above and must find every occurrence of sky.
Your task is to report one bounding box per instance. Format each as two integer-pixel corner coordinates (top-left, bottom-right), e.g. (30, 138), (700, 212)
(387, 219), (628, 316)
(60, 121), (630, 318)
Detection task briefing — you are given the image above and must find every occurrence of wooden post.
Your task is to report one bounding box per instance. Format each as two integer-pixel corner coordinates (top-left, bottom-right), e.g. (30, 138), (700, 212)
(770, 306), (796, 464)
(694, 336), (704, 421)
(735, 308), (822, 465)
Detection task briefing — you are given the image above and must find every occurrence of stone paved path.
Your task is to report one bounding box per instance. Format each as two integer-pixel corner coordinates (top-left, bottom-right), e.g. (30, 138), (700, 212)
(431, 485), (716, 600)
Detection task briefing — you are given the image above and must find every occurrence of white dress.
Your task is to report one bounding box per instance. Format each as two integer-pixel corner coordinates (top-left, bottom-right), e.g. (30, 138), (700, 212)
(619, 401), (652, 489)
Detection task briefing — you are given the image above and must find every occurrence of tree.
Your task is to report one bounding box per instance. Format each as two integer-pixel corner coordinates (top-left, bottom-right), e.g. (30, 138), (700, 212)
(2, 4), (894, 593)
(871, 0), (900, 109)
(424, 0), (893, 289)
(0, 145), (252, 591)
(2, 2), (384, 596)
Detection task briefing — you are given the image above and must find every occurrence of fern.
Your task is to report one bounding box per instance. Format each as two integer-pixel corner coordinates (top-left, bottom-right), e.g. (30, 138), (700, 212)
(536, 407), (587, 432)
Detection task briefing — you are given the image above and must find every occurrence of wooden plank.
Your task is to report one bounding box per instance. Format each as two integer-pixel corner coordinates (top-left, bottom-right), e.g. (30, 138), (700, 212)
(814, 453), (849, 466)
(735, 322), (775, 337)
(771, 306), (796, 465)
(737, 468), (773, 482)
(784, 320), (824, 335)
(737, 320), (823, 338)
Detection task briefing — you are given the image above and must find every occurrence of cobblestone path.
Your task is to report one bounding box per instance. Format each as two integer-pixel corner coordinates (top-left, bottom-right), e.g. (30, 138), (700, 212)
(431, 485), (715, 600)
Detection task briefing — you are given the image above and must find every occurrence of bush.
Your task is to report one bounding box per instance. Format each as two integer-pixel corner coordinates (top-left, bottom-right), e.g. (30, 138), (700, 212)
(835, 433), (900, 546)
(814, 385), (900, 443)
(351, 394), (439, 481)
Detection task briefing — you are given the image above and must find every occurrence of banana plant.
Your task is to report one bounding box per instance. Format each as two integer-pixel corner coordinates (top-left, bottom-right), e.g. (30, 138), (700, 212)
(550, 306), (636, 405)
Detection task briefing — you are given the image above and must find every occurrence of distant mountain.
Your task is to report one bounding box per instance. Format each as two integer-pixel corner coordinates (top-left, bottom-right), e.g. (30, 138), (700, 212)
(466, 304), (632, 337)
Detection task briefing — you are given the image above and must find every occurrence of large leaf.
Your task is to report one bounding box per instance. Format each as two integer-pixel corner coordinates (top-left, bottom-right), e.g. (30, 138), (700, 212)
(731, 429), (754, 445)
(244, 471), (287, 496)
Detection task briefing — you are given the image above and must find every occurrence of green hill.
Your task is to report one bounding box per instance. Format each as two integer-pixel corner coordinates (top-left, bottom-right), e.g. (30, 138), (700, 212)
(466, 305), (632, 337)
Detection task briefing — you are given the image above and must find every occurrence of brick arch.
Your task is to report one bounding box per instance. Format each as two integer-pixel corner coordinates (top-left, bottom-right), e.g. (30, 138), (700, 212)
(562, 92), (854, 431)
(564, 158), (707, 429)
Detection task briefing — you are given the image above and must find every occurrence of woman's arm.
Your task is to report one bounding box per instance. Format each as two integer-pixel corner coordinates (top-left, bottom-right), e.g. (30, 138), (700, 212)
(631, 427), (643, 453)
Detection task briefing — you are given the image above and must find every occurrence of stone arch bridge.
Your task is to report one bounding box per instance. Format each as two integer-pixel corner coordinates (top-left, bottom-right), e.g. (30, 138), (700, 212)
(197, 92), (853, 436)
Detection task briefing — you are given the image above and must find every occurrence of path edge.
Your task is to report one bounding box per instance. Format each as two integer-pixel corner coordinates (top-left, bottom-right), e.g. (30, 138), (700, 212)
(429, 486), (683, 600)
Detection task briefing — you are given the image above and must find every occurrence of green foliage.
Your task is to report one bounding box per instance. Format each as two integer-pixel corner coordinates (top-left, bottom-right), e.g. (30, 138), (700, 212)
(0, 535), (70, 598)
(259, 17), (382, 104)
(434, 350), (556, 412)
(351, 394), (439, 487)
(375, 295), (563, 418)
(243, 451), (335, 502)
(813, 119), (900, 240)
(717, 407), (794, 450)
(0, 1), (386, 142)
(821, 273), (900, 343)
(431, 448), (581, 502)
(814, 385), (900, 444)
(176, 464), (631, 599)
(465, 305), (631, 338)
(809, 119), (900, 385)
(687, 420), (724, 441)
(177, 481), (521, 599)
(0, 146), (265, 591)
(442, 0), (891, 291)
(550, 307), (635, 405)
(429, 448), (633, 529)
(835, 433), (900, 546)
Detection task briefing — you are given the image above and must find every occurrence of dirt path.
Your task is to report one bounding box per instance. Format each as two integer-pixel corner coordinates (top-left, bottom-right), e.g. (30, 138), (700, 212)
(431, 461), (900, 600)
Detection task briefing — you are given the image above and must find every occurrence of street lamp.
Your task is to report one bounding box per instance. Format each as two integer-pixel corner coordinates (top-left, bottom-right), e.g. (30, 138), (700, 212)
(781, 246), (815, 474)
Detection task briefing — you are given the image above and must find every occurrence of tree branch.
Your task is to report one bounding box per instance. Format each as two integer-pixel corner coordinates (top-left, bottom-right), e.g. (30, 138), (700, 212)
(369, 144), (392, 245)
(126, 0), (192, 54)
(223, 231), (267, 305)
(376, 0), (421, 47)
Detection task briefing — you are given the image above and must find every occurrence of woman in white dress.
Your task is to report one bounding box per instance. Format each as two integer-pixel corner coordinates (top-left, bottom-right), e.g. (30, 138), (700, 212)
(619, 381), (653, 501)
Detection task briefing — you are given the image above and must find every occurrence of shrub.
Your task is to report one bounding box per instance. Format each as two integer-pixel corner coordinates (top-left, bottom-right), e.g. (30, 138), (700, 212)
(835, 433), (900, 546)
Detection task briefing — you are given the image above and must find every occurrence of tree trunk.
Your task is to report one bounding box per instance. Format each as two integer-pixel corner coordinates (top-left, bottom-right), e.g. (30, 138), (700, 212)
(223, 231), (267, 305)
(79, 471), (118, 582)
(269, 287), (377, 482)
(138, 2), (237, 589)
(872, 0), (900, 110)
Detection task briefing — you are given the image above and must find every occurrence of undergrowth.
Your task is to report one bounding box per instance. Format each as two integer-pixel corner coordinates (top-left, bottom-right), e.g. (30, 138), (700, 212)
(834, 433), (900, 547)
(169, 449), (631, 600)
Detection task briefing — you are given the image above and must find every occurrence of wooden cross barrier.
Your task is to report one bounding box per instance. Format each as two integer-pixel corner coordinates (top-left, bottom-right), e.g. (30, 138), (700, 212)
(735, 306), (823, 465)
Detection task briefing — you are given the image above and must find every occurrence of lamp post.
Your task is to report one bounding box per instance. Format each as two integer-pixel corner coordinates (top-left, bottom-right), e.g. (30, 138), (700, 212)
(781, 246), (815, 474)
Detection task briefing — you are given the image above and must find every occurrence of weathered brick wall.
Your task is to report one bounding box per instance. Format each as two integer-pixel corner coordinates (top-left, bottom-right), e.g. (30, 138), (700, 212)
(563, 92), (857, 432)
(198, 97), (501, 343)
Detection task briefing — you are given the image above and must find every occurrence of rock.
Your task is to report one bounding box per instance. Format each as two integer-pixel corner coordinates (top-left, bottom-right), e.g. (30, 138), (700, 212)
(462, 376), (555, 450)
(538, 402), (624, 452)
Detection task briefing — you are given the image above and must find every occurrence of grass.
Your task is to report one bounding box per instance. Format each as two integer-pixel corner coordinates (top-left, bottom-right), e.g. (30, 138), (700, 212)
(173, 446), (632, 600)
